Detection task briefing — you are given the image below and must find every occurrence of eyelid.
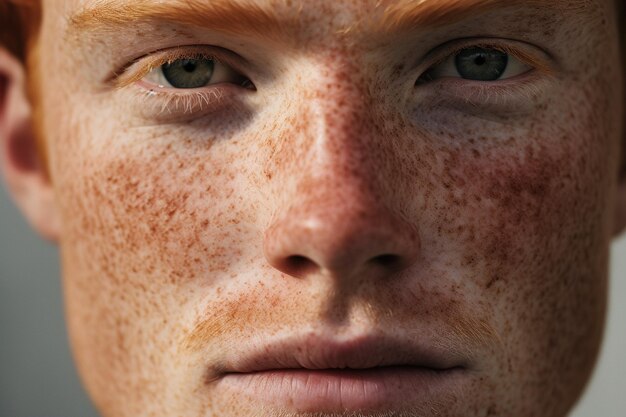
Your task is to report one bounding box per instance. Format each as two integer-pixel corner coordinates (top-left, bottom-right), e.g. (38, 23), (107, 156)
(421, 38), (556, 79)
(111, 45), (248, 89)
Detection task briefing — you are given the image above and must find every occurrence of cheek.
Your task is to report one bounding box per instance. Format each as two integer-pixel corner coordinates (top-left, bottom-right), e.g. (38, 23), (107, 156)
(52, 128), (267, 413)
(62, 136), (264, 283)
(456, 131), (608, 319)
(434, 100), (614, 412)
(455, 136), (602, 288)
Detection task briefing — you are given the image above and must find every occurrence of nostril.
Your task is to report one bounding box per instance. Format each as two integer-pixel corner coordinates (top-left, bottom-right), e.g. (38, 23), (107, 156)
(370, 254), (403, 269)
(283, 255), (318, 277)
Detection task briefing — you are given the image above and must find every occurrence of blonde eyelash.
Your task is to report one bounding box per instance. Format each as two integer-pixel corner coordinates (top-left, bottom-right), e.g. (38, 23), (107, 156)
(127, 85), (228, 115)
(116, 41), (551, 118)
(427, 41), (555, 77)
(462, 78), (544, 105)
(112, 47), (241, 89)
(111, 46), (249, 117)
(418, 40), (556, 106)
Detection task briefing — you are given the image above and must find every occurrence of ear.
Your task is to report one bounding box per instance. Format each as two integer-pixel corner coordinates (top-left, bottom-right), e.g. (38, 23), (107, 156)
(0, 47), (59, 241)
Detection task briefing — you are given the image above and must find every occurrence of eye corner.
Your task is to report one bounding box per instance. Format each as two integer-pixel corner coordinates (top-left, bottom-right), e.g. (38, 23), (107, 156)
(415, 71), (434, 86)
(109, 57), (158, 90)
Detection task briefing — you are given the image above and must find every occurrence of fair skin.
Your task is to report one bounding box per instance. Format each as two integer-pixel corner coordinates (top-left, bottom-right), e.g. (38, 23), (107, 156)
(0, 0), (625, 416)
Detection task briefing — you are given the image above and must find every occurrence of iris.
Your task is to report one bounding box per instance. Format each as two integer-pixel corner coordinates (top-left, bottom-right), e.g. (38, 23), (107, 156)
(454, 48), (508, 81)
(162, 58), (215, 89)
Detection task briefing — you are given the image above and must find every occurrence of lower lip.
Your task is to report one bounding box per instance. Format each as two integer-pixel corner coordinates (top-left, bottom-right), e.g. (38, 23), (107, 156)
(217, 366), (465, 412)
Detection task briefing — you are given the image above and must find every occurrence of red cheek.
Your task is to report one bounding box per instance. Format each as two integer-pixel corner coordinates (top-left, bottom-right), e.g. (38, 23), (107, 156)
(64, 140), (254, 288)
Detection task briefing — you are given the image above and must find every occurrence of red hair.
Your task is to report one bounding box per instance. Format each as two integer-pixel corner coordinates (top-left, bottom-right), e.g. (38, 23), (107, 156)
(0, 1), (40, 63)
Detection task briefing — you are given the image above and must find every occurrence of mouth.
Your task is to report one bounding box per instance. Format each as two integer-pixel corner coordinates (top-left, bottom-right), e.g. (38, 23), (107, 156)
(213, 333), (469, 413)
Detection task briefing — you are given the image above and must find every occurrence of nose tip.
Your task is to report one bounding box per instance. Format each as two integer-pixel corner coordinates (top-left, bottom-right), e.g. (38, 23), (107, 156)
(263, 198), (421, 281)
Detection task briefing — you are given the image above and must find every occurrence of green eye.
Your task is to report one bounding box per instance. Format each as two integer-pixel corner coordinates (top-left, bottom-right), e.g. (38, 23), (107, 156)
(161, 58), (215, 89)
(418, 44), (533, 84)
(454, 48), (508, 81)
(140, 51), (253, 91)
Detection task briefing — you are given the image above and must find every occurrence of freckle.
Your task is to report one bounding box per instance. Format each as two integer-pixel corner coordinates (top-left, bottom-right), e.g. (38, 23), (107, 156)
(485, 275), (502, 290)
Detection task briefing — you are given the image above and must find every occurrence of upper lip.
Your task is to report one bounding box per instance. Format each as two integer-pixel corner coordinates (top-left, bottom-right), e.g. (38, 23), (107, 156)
(219, 331), (467, 374)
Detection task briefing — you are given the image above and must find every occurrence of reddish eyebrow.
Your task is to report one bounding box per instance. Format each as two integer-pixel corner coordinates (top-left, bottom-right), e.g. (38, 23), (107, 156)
(68, 0), (292, 40)
(376, 0), (595, 32)
(68, 0), (597, 40)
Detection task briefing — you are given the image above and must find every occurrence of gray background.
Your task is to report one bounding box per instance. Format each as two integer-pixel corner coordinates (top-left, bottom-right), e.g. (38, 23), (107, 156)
(1, 182), (625, 417)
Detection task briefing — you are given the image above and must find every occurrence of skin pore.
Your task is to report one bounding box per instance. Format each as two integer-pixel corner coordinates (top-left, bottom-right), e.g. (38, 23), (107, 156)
(0, 0), (624, 416)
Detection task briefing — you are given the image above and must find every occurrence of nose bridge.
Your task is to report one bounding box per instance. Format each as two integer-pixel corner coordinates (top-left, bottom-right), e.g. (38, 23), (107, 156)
(263, 56), (377, 199)
(304, 59), (378, 195)
(295, 58), (388, 225)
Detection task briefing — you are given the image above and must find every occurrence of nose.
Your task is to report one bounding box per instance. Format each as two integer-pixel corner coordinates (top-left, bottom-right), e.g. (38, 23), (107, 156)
(263, 65), (421, 284)
(264, 187), (421, 281)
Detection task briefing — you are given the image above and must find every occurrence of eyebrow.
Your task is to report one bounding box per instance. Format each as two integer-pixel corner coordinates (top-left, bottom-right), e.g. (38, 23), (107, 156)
(377, 0), (595, 32)
(68, 0), (596, 40)
(68, 0), (291, 40)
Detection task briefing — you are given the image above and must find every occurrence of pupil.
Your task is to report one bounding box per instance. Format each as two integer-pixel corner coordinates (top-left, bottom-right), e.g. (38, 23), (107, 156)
(183, 61), (197, 72)
(474, 55), (487, 66)
(455, 47), (508, 82)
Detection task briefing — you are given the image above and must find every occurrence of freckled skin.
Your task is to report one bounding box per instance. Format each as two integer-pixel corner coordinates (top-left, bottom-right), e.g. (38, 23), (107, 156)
(27, 0), (624, 416)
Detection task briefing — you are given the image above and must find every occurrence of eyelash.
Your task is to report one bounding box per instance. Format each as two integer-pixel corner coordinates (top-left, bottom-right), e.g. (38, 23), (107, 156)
(125, 86), (231, 116)
(113, 47), (250, 115)
(417, 40), (554, 103)
(114, 40), (553, 116)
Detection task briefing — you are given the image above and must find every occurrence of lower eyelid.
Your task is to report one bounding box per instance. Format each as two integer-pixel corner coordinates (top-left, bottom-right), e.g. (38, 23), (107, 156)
(125, 82), (242, 121)
(420, 69), (549, 104)
(411, 75), (553, 125)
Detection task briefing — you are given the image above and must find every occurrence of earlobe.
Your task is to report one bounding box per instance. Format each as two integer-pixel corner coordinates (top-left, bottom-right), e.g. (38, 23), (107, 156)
(0, 47), (60, 242)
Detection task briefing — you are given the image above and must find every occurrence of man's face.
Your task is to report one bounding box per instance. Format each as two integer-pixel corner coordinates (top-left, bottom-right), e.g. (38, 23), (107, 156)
(30, 0), (623, 416)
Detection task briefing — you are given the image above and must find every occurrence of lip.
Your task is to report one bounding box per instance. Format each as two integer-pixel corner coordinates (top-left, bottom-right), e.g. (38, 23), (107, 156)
(212, 332), (469, 412)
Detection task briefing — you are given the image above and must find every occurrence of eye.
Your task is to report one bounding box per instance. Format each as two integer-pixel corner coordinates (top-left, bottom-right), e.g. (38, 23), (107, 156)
(143, 56), (252, 89)
(418, 46), (533, 84)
